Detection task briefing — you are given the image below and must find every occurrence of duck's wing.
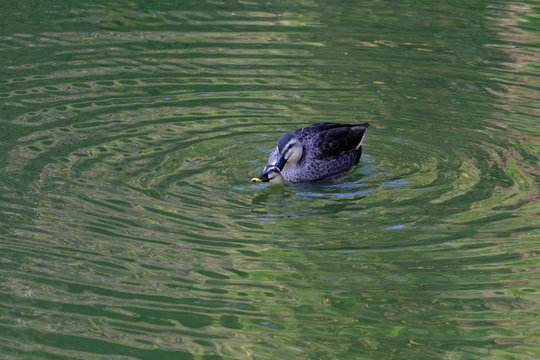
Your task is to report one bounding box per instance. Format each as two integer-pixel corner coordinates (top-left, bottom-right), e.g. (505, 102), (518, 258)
(311, 122), (369, 159)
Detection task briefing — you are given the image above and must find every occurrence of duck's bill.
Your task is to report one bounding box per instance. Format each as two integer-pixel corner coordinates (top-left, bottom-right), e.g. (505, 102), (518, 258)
(250, 176), (269, 182)
(251, 170), (270, 182)
(275, 155), (287, 171)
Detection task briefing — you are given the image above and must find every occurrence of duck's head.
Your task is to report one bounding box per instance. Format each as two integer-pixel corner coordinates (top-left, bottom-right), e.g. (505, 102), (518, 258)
(251, 165), (284, 184)
(276, 134), (303, 166)
(251, 134), (303, 184)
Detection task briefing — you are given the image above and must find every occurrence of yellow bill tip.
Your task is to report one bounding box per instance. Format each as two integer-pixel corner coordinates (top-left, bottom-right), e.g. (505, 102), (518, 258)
(251, 177), (263, 182)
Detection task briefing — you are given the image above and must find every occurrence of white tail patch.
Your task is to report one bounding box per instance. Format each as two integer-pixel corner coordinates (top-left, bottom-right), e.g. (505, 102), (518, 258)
(354, 127), (368, 150)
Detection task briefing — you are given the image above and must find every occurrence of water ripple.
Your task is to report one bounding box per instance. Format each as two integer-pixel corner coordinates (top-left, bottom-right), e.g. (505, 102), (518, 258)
(1, 1), (538, 359)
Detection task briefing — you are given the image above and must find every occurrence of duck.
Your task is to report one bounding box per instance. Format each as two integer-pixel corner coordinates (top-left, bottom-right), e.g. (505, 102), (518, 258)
(251, 122), (369, 184)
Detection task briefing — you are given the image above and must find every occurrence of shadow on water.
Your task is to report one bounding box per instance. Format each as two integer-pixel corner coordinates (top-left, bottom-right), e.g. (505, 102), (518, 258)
(0, 0), (538, 359)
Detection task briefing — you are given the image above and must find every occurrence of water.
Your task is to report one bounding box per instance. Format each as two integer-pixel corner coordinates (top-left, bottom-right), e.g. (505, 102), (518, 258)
(1, 0), (539, 359)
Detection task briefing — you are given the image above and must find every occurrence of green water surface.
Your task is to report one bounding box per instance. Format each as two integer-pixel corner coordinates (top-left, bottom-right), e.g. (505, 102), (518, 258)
(1, 0), (539, 359)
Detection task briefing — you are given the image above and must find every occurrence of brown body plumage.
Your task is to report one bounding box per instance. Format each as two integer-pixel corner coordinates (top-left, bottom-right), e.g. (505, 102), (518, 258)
(252, 122), (369, 184)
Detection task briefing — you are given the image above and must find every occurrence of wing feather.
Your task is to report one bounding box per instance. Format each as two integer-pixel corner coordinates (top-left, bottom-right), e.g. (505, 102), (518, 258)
(313, 123), (369, 159)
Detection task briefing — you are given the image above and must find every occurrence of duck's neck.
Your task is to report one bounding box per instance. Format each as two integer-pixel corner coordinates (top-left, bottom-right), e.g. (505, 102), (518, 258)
(282, 160), (304, 182)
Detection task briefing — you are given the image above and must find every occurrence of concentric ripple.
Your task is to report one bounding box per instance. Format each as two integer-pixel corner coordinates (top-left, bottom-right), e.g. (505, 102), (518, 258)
(1, 0), (539, 359)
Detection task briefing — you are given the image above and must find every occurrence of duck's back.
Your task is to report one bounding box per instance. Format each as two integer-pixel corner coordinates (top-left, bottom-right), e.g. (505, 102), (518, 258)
(285, 122), (369, 182)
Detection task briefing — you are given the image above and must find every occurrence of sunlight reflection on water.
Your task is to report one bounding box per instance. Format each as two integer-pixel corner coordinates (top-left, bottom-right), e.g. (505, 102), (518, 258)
(0, 0), (538, 359)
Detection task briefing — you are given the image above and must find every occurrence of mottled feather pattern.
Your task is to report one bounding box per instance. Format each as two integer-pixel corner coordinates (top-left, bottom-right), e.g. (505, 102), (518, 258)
(267, 122), (369, 183)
